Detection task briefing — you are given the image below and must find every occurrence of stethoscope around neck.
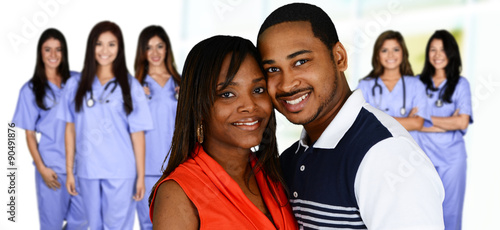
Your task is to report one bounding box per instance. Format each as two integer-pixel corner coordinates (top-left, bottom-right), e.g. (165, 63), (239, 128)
(372, 76), (406, 115)
(86, 80), (118, 107)
(426, 85), (446, 108)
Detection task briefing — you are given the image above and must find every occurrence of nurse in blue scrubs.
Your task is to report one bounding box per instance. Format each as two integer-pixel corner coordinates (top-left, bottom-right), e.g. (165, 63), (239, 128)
(12, 28), (87, 229)
(57, 21), (153, 230)
(357, 30), (431, 142)
(417, 30), (472, 230)
(133, 25), (180, 230)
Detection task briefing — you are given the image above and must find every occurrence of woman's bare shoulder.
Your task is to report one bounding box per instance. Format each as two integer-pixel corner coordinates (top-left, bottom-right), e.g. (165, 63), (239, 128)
(152, 180), (199, 230)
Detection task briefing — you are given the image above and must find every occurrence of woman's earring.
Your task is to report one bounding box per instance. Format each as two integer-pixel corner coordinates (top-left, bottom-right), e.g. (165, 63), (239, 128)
(197, 124), (204, 144)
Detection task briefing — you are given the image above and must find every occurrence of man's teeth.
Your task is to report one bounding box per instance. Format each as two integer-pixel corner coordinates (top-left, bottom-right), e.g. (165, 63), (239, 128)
(234, 120), (258, 126)
(286, 94), (308, 105)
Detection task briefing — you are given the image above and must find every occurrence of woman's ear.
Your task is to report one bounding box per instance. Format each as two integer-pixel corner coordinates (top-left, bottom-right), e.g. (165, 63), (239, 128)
(332, 42), (348, 72)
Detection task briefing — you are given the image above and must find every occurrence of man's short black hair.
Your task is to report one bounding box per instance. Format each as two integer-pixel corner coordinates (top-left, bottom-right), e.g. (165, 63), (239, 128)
(257, 3), (339, 50)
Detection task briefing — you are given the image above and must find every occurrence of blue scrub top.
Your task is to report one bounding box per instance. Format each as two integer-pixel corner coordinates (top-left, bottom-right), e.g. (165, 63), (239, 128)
(143, 75), (178, 176)
(357, 75), (432, 143)
(57, 73), (153, 179)
(415, 76), (473, 166)
(12, 71), (79, 174)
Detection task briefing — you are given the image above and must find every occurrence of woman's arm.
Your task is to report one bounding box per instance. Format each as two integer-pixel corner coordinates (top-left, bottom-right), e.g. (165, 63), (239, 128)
(431, 109), (470, 131)
(152, 180), (199, 230)
(26, 130), (61, 190)
(131, 131), (146, 201)
(393, 107), (425, 131)
(420, 126), (446, 133)
(65, 122), (78, 195)
(394, 117), (424, 131)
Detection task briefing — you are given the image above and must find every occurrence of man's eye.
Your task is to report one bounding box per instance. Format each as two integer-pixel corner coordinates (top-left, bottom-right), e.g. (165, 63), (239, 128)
(294, 59), (307, 66)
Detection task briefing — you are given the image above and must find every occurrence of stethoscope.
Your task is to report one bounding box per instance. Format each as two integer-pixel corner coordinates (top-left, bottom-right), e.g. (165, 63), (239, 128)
(86, 80), (118, 107)
(142, 81), (179, 100)
(426, 84), (446, 107)
(372, 76), (406, 115)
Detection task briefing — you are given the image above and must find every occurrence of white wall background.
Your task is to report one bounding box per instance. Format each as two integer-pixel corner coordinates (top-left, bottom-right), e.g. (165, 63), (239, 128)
(1, 0), (499, 229)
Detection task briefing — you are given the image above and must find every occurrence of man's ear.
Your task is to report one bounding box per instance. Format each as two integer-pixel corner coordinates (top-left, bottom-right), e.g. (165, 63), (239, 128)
(332, 42), (348, 71)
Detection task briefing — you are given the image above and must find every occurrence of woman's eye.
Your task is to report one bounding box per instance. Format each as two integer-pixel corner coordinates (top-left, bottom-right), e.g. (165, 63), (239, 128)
(267, 67), (279, 73)
(294, 59), (307, 66)
(109, 43), (116, 47)
(254, 87), (265, 94)
(220, 92), (235, 98)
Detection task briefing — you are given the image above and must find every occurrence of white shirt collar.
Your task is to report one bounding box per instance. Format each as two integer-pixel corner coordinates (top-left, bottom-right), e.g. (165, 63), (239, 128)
(297, 90), (365, 152)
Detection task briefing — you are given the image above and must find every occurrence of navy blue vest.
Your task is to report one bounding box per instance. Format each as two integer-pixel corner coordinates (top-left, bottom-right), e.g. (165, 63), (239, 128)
(280, 108), (393, 229)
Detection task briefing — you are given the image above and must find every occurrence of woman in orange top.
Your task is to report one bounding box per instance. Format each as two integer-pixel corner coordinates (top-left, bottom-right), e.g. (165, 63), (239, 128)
(149, 35), (297, 229)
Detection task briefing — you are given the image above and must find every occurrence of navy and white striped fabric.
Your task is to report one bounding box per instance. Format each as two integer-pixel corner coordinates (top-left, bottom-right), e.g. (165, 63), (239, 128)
(281, 107), (392, 229)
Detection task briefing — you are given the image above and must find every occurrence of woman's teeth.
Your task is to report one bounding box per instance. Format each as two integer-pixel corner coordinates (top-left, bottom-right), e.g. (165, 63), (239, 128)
(233, 120), (258, 126)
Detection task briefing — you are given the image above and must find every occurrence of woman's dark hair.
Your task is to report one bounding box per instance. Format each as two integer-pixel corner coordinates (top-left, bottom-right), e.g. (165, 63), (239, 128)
(364, 30), (413, 79)
(30, 28), (70, 110)
(420, 30), (462, 103)
(134, 25), (181, 85)
(149, 35), (285, 206)
(74, 21), (133, 114)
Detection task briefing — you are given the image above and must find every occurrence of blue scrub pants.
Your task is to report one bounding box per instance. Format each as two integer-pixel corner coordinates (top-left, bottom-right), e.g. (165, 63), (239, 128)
(35, 171), (87, 230)
(136, 175), (160, 230)
(435, 159), (467, 230)
(79, 178), (136, 230)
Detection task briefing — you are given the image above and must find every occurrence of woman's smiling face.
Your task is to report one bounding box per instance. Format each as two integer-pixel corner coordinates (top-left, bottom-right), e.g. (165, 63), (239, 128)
(204, 54), (272, 151)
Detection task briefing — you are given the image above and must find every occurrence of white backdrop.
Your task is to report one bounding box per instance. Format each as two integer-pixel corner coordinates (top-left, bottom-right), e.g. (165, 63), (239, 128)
(1, 0), (499, 229)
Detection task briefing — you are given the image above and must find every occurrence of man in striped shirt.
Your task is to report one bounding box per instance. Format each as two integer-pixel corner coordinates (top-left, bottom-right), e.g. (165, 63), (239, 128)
(257, 3), (445, 229)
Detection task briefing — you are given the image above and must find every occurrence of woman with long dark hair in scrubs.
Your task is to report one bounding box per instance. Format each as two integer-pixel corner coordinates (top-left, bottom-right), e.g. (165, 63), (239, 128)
(417, 30), (473, 230)
(57, 21), (153, 229)
(133, 25), (180, 230)
(12, 28), (87, 230)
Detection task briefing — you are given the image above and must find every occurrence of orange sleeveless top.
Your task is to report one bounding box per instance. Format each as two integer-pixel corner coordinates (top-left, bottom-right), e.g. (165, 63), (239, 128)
(150, 145), (297, 229)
